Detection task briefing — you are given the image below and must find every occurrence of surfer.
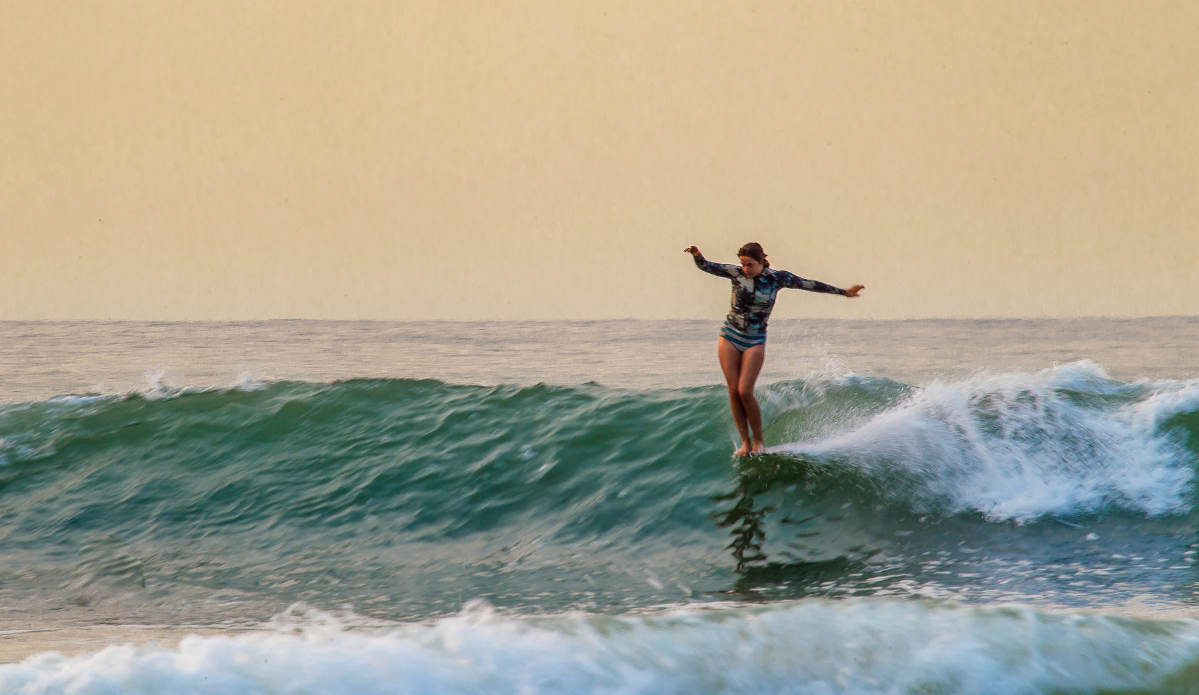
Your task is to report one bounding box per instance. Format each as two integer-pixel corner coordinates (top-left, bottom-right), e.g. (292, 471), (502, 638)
(685, 243), (864, 456)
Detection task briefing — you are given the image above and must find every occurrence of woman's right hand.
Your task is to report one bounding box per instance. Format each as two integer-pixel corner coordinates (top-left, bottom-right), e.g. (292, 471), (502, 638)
(683, 246), (701, 256)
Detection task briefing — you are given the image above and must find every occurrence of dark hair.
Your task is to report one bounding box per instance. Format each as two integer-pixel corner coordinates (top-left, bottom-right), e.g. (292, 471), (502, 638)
(737, 242), (769, 268)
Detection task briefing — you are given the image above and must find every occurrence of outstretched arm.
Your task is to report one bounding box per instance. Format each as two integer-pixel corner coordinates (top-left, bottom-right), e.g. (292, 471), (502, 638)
(684, 246), (738, 279)
(776, 270), (865, 298)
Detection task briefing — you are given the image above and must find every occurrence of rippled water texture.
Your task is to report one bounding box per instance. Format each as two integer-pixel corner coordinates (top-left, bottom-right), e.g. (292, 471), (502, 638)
(1, 319), (1198, 693)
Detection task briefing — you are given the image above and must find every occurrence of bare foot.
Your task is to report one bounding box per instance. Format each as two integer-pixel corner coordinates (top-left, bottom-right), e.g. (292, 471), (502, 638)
(749, 442), (766, 456)
(734, 442), (751, 457)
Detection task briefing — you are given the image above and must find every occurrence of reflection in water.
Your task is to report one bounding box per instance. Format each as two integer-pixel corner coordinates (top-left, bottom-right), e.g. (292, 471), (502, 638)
(713, 475), (772, 573)
(713, 458), (807, 574)
(730, 558), (862, 600)
(712, 457), (1199, 609)
(712, 463), (873, 601)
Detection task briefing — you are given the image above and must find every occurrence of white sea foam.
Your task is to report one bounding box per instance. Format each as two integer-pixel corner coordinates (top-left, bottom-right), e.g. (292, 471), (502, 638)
(1130, 380), (1199, 429)
(3, 600), (1199, 694)
(77, 371), (275, 402)
(773, 362), (1197, 521)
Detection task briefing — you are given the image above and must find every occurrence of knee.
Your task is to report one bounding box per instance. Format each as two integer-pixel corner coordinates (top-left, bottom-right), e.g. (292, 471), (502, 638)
(737, 384), (756, 403)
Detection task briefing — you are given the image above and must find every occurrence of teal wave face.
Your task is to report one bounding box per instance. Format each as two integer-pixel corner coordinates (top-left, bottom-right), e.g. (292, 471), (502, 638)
(1, 366), (1198, 625)
(0, 380), (741, 623)
(0, 380), (735, 538)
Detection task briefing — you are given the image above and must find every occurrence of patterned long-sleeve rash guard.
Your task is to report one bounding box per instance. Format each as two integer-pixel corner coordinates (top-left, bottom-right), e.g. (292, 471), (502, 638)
(693, 253), (846, 336)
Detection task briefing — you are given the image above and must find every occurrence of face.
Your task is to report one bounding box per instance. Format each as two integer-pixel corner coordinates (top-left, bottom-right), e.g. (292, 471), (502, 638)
(739, 255), (764, 278)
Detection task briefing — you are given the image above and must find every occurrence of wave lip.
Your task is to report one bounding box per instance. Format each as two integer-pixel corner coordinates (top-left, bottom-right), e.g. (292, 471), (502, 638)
(773, 361), (1198, 522)
(5, 600), (1199, 695)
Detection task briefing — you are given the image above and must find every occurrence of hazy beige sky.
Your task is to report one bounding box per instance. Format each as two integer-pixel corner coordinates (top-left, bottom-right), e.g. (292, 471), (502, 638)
(2, 1), (1196, 320)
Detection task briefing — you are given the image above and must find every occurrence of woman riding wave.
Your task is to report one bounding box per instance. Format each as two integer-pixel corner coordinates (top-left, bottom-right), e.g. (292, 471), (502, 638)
(685, 243), (864, 456)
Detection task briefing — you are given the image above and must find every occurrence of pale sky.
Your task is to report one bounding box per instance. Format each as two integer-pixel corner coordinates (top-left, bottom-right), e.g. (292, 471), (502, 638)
(2, 1), (1196, 320)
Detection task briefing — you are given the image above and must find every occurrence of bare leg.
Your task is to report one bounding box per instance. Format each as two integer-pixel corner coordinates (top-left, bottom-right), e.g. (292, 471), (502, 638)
(737, 345), (767, 453)
(718, 338), (752, 455)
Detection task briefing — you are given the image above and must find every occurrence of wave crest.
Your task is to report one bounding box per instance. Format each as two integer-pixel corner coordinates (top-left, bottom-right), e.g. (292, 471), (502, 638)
(772, 361), (1197, 521)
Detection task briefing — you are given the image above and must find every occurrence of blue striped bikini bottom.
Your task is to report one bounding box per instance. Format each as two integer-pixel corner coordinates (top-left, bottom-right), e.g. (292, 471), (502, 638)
(719, 323), (766, 352)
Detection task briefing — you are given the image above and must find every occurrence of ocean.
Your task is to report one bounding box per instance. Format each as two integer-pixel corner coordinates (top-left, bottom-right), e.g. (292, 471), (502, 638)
(2, 317), (1199, 694)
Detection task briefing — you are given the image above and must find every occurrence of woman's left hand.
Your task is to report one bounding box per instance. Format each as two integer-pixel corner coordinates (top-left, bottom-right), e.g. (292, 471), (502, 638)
(845, 285), (865, 298)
